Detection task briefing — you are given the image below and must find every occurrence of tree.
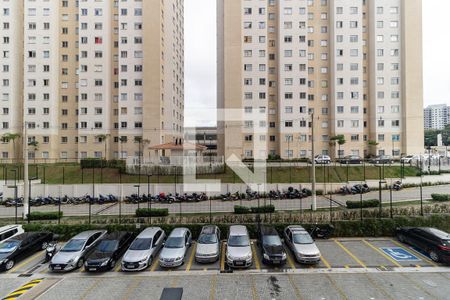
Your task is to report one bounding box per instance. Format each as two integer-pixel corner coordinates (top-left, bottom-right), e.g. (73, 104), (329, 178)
(331, 135), (346, 159)
(2, 133), (21, 162)
(119, 136), (127, 160)
(28, 140), (39, 164)
(368, 140), (379, 157)
(96, 134), (110, 160)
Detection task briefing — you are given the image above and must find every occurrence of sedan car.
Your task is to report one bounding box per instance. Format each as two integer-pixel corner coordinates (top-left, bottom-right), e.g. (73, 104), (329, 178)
(85, 231), (134, 272)
(195, 225), (221, 263)
(314, 155), (331, 165)
(159, 228), (192, 268)
(0, 225), (24, 243)
(338, 155), (362, 165)
(226, 225), (252, 268)
(400, 155), (418, 164)
(257, 226), (286, 265)
(370, 155), (394, 164)
(50, 230), (107, 272)
(283, 225), (321, 264)
(396, 227), (450, 263)
(0, 232), (53, 271)
(122, 227), (165, 272)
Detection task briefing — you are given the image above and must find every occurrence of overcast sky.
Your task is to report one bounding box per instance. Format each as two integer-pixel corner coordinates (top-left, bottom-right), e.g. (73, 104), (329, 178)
(184, 0), (450, 127)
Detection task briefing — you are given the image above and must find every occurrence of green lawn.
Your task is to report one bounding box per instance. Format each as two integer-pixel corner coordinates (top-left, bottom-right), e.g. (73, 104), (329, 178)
(0, 163), (419, 184)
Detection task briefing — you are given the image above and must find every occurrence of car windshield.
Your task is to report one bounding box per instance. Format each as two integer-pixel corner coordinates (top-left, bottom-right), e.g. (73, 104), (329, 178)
(61, 239), (85, 252)
(198, 234), (218, 244)
(95, 240), (118, 253)
(262, 235), (282, 246)
(165, 237), (185, 248)
(0, 240), (20, 253)
(129, 238), (152, 251)
(293, 233), (314, 244)
(228, 235), (250, 247)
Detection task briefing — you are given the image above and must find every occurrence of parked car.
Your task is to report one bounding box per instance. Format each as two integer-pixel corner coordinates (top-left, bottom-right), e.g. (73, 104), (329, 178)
(400, 155), (419, 164)
(195, 225), (221, 263)
(396, 227), (450, 263)
(0, 232), (53, 271)
(314, 155), (331, 164)
(370, 155), (394, 164)
(226, 225), (252, 268)
(0, 225), (24, 243)
(283, 225), (321, 264)
(257, 226), (286, 265)
(122, 227), (165, 272)
(159, 228), (192, 268)
(85, 231), (134, 272)
(338, 155), (363, 164)
(49, 230), (107, 272)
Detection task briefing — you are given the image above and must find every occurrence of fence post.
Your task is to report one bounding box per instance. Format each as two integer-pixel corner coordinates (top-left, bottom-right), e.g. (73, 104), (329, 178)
(329, 193), (333, 223)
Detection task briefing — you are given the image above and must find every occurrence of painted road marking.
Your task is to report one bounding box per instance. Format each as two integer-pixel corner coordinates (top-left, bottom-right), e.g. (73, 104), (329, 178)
(321, 255), (332, 270)
(379, 247), (420, 262)
(251, 243), (260, 270)
(186, 243), (196, 272)
(220, 242), (226, 272)
(285, 250), (296, 270)
(8, 251), (44, 274)
(389, 239), (438, 267)
(325, 274), (348, 300)
(362, 240), (403, 268)
(122, 278), (142, 300)
(334, 240), (367, 269)
(150, 257), (160, 272)
(2, 279), (43, 300)
(287, 274), (303, 300)
(209, 274), (216, 300)
(250, 275), (259, 300)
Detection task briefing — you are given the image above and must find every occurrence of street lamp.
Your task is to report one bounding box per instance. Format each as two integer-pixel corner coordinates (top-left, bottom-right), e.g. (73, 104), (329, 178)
(147, 174), (152, 224)
(134, 184), (141, 211)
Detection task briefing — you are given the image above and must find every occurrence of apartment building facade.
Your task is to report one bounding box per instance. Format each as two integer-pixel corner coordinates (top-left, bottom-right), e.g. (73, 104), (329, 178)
(0, 0), (184, 162)
(424, 104), (450, 130)
(217, 0), (424, 160)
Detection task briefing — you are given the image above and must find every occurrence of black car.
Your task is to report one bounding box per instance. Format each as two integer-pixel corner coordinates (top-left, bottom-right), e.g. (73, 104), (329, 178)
(84, 231), (134, 272)
(338, 155), (363, 165)
(257, 226), (286, 265)
(0, 232), (53, 271)
(370, 155), (394, 165)
(396, 227), (450, 264)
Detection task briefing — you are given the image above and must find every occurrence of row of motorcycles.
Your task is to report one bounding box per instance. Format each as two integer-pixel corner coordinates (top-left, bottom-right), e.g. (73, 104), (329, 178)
(220, 187), (312, 201)
(339, 180), (403, 195)
(124, 192), (208, 204)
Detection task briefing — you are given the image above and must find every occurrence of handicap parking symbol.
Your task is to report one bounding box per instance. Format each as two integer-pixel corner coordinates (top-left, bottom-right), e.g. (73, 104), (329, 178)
(380, 247), (421, 262)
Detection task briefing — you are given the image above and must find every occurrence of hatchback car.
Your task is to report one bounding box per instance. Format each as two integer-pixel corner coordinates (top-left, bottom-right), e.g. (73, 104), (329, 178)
(0, 225), (24, 244)
(195, 225), (221, 263)
(85, 231), (134, 272)
(0, 232), (53, 271)
(159, 228), (192, 268)
(226, 225), (252, 268)
(314, 155), (331, 164)
(257, 226), (286, 265)
(396, 227), (450, 263)
(122, 227), (165, 272)
(338, 155), (362, 164)
(50, 230), (107, 272)
(283, 225), (321, 264)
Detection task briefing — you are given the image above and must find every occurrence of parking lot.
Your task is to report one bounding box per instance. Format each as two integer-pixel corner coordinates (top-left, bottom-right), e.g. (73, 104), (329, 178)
(1, 237), (449, 299)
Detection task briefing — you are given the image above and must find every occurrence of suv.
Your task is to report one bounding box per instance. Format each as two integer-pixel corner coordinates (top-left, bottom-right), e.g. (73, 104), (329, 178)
(195, 225), (221, 263)
(283, 225), (321, 264)
(226, 225), (252, 268)
(338, 155), (362, 164)
(315, 155), (331, 164)
(257, 226), (286, 265)
(159, 228), (192, 268)
(0, 225), (24, 243)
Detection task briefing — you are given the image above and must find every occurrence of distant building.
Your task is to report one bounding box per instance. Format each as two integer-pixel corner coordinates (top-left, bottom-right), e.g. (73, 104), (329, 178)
(184, 127), (218, 156)
(424, 104), (450, 130)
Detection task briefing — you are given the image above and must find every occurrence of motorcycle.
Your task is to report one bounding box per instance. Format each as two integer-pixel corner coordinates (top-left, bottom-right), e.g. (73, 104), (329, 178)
(392, 181), (403, 191)
(309, 224), (334, 239)
(45, 235), (60, 263)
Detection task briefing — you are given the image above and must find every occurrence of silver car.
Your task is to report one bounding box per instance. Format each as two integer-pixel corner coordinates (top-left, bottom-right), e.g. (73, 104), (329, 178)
(50, 230), (107, 272)
(283, 225), (321, 264)
(159, 228), (192, 268)
(195, 225), (221, 263)
(121, 227), (165, 272)
(226, 225), (252, 268)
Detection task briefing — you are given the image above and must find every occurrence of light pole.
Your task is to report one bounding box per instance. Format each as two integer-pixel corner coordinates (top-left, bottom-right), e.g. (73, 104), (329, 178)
(147, 174), (152, 224)
(28, 176), (37, 223)
(311, 113), (317, 211)
(9, 169), (18, 224)
(134, 184), (141, 210)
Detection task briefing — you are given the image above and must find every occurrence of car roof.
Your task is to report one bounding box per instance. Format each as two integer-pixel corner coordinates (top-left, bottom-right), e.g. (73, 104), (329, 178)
(287, 225), (307, 233)
(9, 232), (43, 241)
(200, 225), (218, 235)
(137, 227), (162, 238)
(421, 227), (449, 239)
(72, 230), (106, 240)
(0, 225), (22, 234)
(260, 226), (279, 236)
(103, 231), (131, 241)
(169, 228), (189, 237)
(229, 225), (248, 235)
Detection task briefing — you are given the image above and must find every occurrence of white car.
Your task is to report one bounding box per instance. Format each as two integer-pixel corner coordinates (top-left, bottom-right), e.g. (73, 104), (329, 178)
(0, 225), (24, 243)
(283, 225), (321, 264)
(159, 228), (192, 268)
(314, 155), (331, 164)
(400, 155), (419, 164)
(226, 225), (252, 268)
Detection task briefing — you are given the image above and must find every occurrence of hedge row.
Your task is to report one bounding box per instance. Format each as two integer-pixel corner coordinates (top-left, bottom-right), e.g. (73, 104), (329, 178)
(26, 211), (63, 221)
(135, 208), (169, 217)
(80, 159), (126, 172)
(20, 214), (450, 240)
(346, 199), (380, 209)
(234, 205), (275, 214)
(431, 194), (450, 202)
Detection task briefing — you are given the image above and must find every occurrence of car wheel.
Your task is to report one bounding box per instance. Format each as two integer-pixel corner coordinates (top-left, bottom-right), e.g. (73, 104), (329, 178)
(77, 258), (84, 269)
(429, 250), (440, 263)
(41, 241), (49, 250)
(5, 260), (14, 271)
(148, 256), (153, 267)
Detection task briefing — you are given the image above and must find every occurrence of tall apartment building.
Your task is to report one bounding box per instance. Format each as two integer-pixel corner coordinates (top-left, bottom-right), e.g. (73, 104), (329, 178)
(0, 0), (184, 162)
(424, 104), (450, 130)
(217, 0), (424, 160)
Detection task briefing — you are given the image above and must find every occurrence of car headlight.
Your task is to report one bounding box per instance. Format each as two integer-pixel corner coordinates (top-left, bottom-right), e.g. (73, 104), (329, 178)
(282, 253), (287, 259)
(101, 260), (109, 266)
(176, 256), (183, 261)
(245, 253), (252, 260)
(67, 257), (77, 264)
(139, 257), (149, 264)
(0, 259), (4, 265)
(263, 253), (270, 260)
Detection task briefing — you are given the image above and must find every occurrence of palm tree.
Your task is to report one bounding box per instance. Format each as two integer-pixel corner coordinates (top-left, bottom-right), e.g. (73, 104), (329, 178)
(96, 134), (110, 160)
(368, 140), (379, 157)
(331, 135), (346, 160)
(2, 133), (21, 163)
(28, 140), (39, 164)
(119, 136), (127, 160)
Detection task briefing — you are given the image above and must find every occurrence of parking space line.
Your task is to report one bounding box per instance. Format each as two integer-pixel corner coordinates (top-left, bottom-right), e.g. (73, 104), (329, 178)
(186, 243), (197, 272)
(250, 275), (259, 300)
(122, 278), (142, 300)
(115, 260), (122, 272)
(150, 257), (160, 272)
(2, 278), (43, 300)
(171, 277), (179, 288)
(362, 240), (403, 268)
(389, 239), (438, 267)
(209, 274), (216, 300)
(363, 274), (395, 300)
(285, 249), (296, 270)
(79, 278), (102, 300)
(8, 251), (44, 274)
(334, 240), (367, 269)
(220, 242), (226, 272)
(325, 274), (348, 300)
(399, 273), (439, 300)
(321, 255), (332, 270)
(287, 274), (303, 300)
(251, 243), (260, 270)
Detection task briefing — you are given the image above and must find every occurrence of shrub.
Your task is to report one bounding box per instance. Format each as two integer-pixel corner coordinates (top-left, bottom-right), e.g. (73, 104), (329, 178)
(27, 211), (63, 221)
(135, 208), (169, 217)
(80, 159), (126, 173)
(250, 205), (275, 214)
(346, 199), (380, 209)
(431, 194), (450, 202)
(234, 206), (251, 214)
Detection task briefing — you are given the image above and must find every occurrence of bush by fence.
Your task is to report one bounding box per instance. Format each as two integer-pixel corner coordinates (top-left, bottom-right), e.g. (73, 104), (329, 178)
(135, 208), (169, 218)
(27, 211), (63, 221)
(234, 205), (275, 214)
(80, 159), (126, 172)
(346, 199), (380, 209)
(431, 194), (450, 202)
